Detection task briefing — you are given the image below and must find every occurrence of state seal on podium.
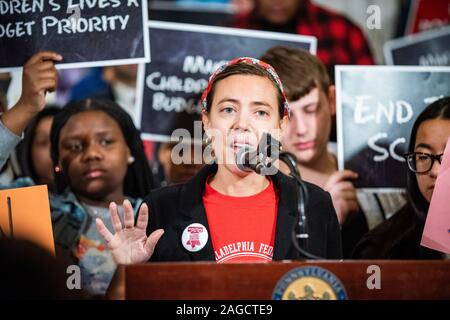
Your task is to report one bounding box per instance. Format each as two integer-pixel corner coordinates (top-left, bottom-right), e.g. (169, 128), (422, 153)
(272, 266), (348, 300)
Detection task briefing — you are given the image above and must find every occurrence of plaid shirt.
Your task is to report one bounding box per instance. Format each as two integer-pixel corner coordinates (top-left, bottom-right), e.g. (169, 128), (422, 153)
(231, 0), (375, 80)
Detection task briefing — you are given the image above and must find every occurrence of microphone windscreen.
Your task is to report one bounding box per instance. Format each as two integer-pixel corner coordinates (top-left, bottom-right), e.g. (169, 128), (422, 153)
(235, 145), (257, 172)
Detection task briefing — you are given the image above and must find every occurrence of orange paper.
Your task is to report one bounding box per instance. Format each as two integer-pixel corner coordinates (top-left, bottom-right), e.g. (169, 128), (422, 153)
(0, 185), (55, 255)
(421, 137), (450, 254)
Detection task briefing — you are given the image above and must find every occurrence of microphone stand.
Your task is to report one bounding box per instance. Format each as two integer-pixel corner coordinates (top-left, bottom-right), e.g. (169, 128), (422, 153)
(278, 152), (323, 260)
(248, 132), (323, 259)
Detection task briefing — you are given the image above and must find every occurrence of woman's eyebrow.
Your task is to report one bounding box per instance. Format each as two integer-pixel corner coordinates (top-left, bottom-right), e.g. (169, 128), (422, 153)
(60, 134), (82, 141)
(415, 142), (432, 150)
(93, 130), (114, 136)
(216, 97), (273, 107)
(61, 129), (113, 140)
(216, 98), (239, 105)
(252, 101), (272, 108)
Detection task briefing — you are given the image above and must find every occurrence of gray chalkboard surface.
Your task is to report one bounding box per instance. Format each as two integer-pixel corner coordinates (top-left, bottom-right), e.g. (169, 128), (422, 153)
(336, 66), (450, 190)
(136, 20), (317, 141)
(0, 0), (150, 71)
(384, 26), (450, 66)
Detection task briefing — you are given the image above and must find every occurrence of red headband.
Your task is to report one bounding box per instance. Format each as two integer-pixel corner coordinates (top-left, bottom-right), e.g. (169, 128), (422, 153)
(200, 57), (290, 117)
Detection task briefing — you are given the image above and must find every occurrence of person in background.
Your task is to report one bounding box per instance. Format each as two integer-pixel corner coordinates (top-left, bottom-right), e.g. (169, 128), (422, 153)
(231, 0), (374, 80)
(70, 65), (138, 120)
(0, 73), (9, 112)
(232, 0), (254, 15)
(49, 98), (155, 296)
(11, 106), (61, 191)
(96, 65), (138, 119)
(154, 111), (207, 186)
(157, 140), (206, 186)
(69, 68), (108, 103)
(260, 46), (406, 257)
(0, 52), (153, 297)
(353, 97), (450, 259)
(0, 72), (15, 184)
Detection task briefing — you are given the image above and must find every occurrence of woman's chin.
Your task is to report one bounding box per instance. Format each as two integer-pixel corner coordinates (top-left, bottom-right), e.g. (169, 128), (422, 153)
(220, 162), (251, 177)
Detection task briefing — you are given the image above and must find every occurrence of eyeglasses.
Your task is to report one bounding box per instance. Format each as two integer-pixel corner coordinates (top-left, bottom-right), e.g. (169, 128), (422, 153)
(403, 152), (443, 174)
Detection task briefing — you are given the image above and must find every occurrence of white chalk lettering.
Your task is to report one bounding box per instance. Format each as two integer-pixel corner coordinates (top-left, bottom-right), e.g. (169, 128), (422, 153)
(354, 95), (414, 125)
(41, 14), (129, 35)
(152, 92), (201, 114)
(66, 0), (121, 10)
(368, 133), (406, 162)
(146, 72), (207, 94)
(0, 0), (44, 15)
(419, 51), (450, 66)
(183, 55), (227, 75)
(368, 132), (389, 162)
(0, 20), (35, 38)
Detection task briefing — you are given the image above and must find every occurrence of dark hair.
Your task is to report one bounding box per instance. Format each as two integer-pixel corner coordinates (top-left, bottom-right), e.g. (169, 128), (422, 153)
(16, 106), (61, 187)
(50, 99), (154, 199)
(0, 91), (6, 114)
(406, 96), (450, 220)
(204, 62), (285, 117)
(260, 46), (331, 101)
(0, 77), (10, 113)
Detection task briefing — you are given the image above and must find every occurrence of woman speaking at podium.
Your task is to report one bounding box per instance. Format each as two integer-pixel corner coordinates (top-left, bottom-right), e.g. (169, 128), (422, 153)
(96, 57), (342, 264)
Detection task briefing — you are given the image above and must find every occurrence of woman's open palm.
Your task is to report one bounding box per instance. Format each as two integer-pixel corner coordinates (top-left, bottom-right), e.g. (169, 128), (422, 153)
(96, 200), (164, 265)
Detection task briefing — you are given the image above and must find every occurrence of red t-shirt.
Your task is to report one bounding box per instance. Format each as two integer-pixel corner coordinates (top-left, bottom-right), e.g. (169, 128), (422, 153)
(203, 179), (278, 263)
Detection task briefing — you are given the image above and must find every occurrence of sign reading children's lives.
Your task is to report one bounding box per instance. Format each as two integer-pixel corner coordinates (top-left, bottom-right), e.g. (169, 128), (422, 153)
(136, 20), (317, 141)
(0, 0), (150, 71)
(336, 66), (450, 190)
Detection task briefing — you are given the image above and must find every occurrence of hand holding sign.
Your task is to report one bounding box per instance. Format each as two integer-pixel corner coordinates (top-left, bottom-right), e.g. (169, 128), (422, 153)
(0, 51), (61, 136)
(324, 170), (360, 225)
(19, 51), (62, 110)
(0, 0), (149, 71)
(96, 199), (164, 265)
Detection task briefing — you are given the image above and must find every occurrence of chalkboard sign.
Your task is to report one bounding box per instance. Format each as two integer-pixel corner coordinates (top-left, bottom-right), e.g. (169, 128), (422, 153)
(0, 0), (150, 71)
(336, 65), (450, 190)
(148, 1), (235, 26)
(136, 20), (317, 141)
(384, 26), (450, 66)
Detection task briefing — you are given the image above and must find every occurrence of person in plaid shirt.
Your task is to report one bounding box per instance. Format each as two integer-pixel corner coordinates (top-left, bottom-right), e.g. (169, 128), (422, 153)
(231, 0), (375, 80)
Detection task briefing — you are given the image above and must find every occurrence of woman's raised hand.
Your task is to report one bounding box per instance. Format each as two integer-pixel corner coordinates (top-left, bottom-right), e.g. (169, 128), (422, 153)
(96, 199), (164, 265)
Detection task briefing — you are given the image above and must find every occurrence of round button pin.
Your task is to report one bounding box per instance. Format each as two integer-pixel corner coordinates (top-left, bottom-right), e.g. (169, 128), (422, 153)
(182, 223), (208, 252)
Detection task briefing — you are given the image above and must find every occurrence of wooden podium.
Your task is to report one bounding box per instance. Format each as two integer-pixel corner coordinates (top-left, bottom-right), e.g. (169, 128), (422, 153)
(107, 260), (450, 300)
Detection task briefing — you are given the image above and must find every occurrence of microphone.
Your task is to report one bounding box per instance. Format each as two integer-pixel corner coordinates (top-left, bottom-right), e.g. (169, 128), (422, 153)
(235, 133), (280, 175)
(236, 145), (264, 173)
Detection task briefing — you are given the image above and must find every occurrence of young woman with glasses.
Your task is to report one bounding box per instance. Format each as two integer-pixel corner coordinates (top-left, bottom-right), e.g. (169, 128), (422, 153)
(353, 97), (450, 259)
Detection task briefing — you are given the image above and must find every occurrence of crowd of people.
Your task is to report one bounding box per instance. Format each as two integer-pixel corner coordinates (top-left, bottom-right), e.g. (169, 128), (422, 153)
(0, 0), (448, 299)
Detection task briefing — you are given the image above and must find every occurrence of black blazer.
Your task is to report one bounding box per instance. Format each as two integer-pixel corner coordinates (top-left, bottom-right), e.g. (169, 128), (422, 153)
(144, 164), (342, 261)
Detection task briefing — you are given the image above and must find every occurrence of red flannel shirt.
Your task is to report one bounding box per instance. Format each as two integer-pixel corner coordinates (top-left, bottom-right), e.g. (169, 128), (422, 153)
(231, 0), (375, 80)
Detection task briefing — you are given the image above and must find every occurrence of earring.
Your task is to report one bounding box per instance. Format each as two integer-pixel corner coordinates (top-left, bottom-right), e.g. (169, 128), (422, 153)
(203, 135), (212, 146)
(203, 134), (216, 162)
(128, 156), (135, 164)
(54, 166), (61, 173)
